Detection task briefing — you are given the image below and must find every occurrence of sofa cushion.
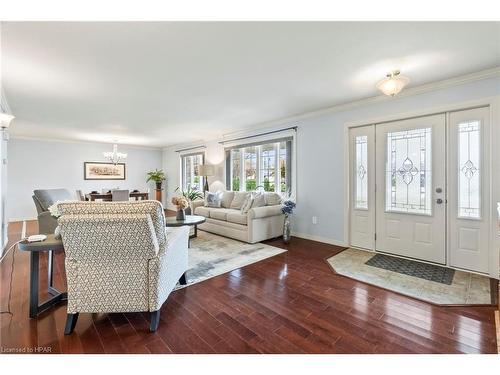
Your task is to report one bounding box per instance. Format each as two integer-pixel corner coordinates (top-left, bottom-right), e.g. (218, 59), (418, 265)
(209, 208), (234, 221)
(194, 206), (211, 218)
(220, 191), (235, 208)
(230, 192), (249, 209)
(226, 211), (248, 225)
(240, 194), (254, 214)
(264, 192), (282, 206)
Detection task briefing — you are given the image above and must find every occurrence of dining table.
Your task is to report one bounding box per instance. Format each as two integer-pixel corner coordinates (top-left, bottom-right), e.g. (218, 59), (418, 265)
(85, 191), (149, 201)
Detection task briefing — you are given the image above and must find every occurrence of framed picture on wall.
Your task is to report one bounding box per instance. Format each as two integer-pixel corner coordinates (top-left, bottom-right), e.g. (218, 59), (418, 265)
(84, 162), (126, 180)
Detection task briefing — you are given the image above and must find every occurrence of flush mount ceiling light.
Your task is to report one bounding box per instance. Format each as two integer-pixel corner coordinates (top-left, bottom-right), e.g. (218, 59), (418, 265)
(103, 143), (127, 165)
(376, 70), (410, 97)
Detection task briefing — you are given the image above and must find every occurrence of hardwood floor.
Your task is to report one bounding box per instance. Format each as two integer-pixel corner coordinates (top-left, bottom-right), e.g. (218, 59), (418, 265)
(0, 219), (497, 354)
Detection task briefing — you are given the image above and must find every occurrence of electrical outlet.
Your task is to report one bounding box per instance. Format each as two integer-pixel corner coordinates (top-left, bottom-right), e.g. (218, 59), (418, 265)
(312, 216), (318, 225)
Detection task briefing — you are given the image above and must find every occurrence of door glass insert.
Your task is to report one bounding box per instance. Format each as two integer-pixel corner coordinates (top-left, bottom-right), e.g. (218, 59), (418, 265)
(385, 128), (432, 215)
(355, 135), (368, 209)
(458, 121), (481, 219)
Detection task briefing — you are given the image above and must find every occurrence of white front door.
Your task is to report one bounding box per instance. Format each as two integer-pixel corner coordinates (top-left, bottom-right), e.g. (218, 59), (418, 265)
(375, 114), (446, 264)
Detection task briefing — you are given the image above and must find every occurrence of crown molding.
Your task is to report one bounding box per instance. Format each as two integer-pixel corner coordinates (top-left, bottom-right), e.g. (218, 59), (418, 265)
(219, 66), (500, 140)
(9, 135), (162, 151)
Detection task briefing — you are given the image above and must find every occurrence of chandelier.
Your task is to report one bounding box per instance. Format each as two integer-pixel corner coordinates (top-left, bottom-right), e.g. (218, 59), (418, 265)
(103, 143), (127, 164)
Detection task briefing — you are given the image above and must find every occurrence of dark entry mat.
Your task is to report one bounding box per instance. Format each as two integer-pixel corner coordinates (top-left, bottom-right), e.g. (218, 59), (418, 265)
(365, 254), (455, 285)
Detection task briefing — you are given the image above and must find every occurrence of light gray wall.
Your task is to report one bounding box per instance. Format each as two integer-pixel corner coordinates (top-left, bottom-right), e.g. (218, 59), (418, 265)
(162, 76), (500, 245)
(7, 138), (162, 220)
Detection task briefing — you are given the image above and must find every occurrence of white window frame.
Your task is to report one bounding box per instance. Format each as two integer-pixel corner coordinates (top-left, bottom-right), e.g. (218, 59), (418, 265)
(224, 130), (296, 197)
(180, 152), (205, 192)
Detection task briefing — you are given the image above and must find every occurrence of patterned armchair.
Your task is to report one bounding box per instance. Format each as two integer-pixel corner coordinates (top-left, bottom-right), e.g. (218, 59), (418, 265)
(57, 200), (189, 334)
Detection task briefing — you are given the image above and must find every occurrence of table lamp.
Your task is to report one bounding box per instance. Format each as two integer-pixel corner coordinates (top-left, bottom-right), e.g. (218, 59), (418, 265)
(198, 164), (215, 192)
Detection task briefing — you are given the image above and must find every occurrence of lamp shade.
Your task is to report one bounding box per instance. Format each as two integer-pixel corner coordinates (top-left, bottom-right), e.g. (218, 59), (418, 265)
(198, 164), (215, 176)
(0, 113), (15, 128)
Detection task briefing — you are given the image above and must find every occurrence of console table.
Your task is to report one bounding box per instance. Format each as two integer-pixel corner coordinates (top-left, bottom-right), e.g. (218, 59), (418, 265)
(18, 235), (66, 318)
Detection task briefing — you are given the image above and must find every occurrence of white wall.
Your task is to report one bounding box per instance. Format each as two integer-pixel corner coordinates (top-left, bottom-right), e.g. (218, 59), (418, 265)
(162, 76), (500, 246)
(7, 138), (162, 220)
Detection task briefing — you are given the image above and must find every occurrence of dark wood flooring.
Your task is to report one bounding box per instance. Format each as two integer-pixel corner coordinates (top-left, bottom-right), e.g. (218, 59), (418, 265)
(0, 219), (497, 353)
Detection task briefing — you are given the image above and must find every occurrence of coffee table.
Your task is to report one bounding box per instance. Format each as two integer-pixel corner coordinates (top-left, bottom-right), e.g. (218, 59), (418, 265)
(165, 215), (206, 245)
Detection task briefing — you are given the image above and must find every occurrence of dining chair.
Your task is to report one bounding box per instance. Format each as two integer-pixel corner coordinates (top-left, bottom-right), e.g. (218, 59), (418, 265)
(112, 189), (130, 201)
(76, 190), (86, 201)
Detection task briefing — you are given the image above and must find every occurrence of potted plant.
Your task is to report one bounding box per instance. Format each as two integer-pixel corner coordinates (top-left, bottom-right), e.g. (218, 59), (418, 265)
(146, 169), (166, 190)
(175, 184), (203, 215)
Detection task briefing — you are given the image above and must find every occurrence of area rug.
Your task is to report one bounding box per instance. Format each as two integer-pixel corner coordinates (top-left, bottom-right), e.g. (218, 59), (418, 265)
(327, 248), (492, 305)
(174, 230), (286, 289)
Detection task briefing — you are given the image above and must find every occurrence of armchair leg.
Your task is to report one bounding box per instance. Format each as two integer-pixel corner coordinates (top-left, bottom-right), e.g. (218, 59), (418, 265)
(150, 310), (161, 332)
(179, 272), (187, 285)
(64, 313), (79, 335)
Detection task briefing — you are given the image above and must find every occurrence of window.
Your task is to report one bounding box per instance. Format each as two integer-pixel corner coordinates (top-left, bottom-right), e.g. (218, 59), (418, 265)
(385, 128), (432, 215)
(458, 121), (481, 219)
(354, 135), (368, 209)
(181, 152), (204, 191)
(225, 138), (292, 195)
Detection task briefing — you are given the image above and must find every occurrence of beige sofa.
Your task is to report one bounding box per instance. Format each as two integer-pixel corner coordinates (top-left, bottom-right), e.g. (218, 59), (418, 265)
(192, 191), (284, 243)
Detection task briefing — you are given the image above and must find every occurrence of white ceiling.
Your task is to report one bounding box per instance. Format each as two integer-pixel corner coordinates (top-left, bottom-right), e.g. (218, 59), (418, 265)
(1, 22), (499, 148)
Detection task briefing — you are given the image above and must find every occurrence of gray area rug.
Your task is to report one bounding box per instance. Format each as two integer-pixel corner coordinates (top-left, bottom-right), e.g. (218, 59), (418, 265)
(174, 230), (286, 289)
(327, 248), (491, 305)
(366, 253), (455, 285)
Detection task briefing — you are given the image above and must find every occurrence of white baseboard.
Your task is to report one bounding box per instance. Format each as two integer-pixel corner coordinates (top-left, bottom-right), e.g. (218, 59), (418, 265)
(291, 231), (347, 247)
(9, 217), (36, 223)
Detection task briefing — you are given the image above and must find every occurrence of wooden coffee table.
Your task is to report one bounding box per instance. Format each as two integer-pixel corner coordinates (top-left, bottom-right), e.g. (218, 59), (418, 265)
(165, 215), (206, 245)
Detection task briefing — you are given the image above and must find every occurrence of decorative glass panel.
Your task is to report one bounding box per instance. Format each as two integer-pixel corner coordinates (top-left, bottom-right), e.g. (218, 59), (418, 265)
(354, 135), (368, 209)
(458, 121), (481, 219)
(385, 128), (432, 215)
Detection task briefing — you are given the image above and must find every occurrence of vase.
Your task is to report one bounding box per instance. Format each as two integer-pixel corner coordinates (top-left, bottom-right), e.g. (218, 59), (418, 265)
(176, 209), (186, 221)
(283, 215), (291, 244)
(185, 202), (192, 215)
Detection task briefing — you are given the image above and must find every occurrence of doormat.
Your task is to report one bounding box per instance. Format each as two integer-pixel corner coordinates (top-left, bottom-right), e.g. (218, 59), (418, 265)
(365, 253), (455, 285)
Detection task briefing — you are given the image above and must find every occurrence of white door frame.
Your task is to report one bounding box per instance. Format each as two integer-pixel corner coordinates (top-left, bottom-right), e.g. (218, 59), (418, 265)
(344, 96), (500, 278)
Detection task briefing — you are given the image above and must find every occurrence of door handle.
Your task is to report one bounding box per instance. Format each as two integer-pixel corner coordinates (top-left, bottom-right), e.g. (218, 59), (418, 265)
(436, 198), (443, 204)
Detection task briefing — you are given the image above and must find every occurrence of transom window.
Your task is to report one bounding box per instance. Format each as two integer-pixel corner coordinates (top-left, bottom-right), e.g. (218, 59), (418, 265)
(225, 138), (292, 194)
(181, 152), (204, 191)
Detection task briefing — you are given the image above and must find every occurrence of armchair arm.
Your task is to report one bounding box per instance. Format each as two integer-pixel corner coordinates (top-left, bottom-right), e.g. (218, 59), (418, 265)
(248, 205), (283, 219)
(148, 226), (189, 311)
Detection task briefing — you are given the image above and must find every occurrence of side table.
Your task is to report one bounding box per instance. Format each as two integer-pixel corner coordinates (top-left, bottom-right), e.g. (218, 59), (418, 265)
(18, 234), (67, 318)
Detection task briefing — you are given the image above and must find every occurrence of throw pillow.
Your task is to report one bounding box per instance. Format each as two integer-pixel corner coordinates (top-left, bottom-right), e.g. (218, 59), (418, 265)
(204, 191), (222, 208)
(240, 194), (255, 214)
(220, 191), (235, 208)
(251, 192), (266, 208)
(230, 192), (249, 210)
(264, 192), (282, 206)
